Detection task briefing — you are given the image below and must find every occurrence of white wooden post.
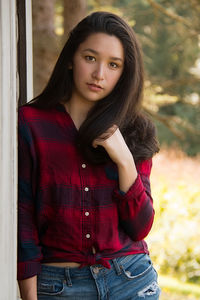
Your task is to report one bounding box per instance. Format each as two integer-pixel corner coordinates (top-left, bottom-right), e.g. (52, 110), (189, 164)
(0, 0), (33, 297)
(16, 0), (34, 296)
(0, 0), (18, 299)
(26, 0), (33, 102)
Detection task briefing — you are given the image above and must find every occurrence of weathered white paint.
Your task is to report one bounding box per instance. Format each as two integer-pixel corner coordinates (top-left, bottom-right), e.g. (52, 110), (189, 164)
(0, 0), (18, 299)
(26, 0), (33, 102)
(17, 1), (34, 298)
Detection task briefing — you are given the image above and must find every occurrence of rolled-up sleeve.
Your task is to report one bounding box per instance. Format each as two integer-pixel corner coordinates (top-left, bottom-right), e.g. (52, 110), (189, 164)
(17, 108), (43, 280)
(113, 159), (154, 241)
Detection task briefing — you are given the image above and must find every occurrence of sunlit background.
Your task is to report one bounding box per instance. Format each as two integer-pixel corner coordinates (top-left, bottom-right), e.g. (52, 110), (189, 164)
(32, 1), (200, 299)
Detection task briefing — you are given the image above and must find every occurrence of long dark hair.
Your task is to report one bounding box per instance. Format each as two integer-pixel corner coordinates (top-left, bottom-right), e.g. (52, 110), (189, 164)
(27, 11), (159, 163)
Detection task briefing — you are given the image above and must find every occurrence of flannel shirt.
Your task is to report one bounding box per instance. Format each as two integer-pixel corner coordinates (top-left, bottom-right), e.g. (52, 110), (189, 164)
(17, 103), (155, 280)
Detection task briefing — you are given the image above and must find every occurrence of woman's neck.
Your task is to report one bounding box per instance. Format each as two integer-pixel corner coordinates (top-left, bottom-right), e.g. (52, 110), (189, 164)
(63, 98), (94, 130)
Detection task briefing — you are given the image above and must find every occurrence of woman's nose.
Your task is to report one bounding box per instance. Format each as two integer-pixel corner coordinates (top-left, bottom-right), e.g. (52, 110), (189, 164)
(92, 64), (104, 80)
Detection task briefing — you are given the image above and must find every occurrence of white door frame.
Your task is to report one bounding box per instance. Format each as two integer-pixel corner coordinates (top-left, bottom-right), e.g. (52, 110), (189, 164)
(0, 0), (33, 299)
(0, 0), (18, 298)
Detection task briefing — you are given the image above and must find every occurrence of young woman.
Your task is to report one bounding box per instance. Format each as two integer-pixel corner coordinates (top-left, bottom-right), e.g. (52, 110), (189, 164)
(18, 11), (160, 300)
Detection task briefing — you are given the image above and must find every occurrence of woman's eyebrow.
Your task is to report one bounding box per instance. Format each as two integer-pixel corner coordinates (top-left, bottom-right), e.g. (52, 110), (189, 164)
(82, 48), (123, 62)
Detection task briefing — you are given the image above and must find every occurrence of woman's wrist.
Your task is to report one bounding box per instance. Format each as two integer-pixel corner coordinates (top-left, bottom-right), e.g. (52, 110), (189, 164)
(18, 276), (37, 300)
(116, 154), (134, 168)
(117, 157), (137, 193)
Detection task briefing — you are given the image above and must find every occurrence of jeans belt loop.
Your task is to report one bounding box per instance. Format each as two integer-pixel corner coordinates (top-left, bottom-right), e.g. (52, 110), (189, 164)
(112, 258), (122, 276)
(64, 267), (72, 286)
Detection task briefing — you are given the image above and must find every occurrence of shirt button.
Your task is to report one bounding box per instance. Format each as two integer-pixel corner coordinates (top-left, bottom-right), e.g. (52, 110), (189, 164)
(82, 163), (86, 168)
(85, 212), (89, 216)
(84, 187), (89, 192)
(86, 234), (90, 239)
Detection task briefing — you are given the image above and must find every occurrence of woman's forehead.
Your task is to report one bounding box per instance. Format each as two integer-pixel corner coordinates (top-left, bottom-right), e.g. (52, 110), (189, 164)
(77, 33), (124, 60)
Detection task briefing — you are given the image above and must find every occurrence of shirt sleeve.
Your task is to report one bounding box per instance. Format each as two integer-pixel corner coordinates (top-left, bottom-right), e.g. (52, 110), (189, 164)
(17, 108), (43, 280)
(113, 158), (154, 241)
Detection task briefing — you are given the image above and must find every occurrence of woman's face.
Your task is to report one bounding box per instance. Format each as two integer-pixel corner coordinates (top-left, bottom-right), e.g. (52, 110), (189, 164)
(71, 32), (124, 106)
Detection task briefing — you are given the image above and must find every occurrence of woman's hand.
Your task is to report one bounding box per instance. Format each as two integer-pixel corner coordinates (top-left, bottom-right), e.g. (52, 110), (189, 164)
(92, 125), (138, 192)
(92, 125), (132, 167)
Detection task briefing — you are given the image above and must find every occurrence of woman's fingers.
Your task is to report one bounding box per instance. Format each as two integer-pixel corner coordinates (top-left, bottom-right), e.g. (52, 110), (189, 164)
(92, 125), (118, 148)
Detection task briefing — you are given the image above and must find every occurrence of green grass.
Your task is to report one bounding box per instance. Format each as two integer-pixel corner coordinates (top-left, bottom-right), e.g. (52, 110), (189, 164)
(159, 274), (200, 299)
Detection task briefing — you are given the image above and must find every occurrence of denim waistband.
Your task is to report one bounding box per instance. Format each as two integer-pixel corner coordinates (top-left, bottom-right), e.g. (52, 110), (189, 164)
(39, 253), (146, 281)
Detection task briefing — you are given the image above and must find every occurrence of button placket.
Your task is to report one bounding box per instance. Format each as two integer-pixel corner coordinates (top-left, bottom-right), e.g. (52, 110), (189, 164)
(80, 160), (92, 247)
(83, 184), (90, 243)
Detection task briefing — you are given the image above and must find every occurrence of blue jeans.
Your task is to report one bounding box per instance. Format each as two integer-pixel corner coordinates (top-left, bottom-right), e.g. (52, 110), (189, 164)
(37, 254), (161, 299)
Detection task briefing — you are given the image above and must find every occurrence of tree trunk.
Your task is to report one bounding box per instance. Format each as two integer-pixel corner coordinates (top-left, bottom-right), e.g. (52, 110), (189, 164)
(32, 0), (59, 96)
(32, 0), (87, 97)
(62, 0), (87, 45)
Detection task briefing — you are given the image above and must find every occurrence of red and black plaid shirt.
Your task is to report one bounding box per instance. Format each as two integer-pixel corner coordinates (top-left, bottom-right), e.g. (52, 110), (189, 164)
(17, 103), (155, 280)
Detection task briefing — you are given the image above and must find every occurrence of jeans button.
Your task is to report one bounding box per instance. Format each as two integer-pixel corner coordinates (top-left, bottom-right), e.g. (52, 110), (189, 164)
(93, 267), (100, 274)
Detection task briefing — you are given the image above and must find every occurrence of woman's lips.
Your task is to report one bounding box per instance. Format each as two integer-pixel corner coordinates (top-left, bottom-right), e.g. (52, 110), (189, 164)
(87, 83), (103, 92)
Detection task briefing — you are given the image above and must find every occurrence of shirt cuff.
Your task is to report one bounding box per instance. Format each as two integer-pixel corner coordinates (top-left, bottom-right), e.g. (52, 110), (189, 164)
(113, 174), (145, 202)
(17, 261), (41, 280)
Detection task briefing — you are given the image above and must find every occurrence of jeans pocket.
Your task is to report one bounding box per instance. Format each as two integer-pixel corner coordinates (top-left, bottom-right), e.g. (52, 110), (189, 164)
(37, 278), (65, 296)
(120, 254), (153, 281)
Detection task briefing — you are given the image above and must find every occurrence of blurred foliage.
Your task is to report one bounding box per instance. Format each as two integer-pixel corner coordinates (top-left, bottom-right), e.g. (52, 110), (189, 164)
(147, 149), (200, 284)
(87, 0), (200, 155)
(159, 275), (200, 299)
(156, 102), (200, 156)
(32, 0), (200, 289)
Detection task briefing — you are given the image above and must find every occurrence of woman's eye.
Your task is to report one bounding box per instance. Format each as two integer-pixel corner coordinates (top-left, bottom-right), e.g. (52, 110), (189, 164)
(109, 62), (118, 68)
(85, 56), (95, 62)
